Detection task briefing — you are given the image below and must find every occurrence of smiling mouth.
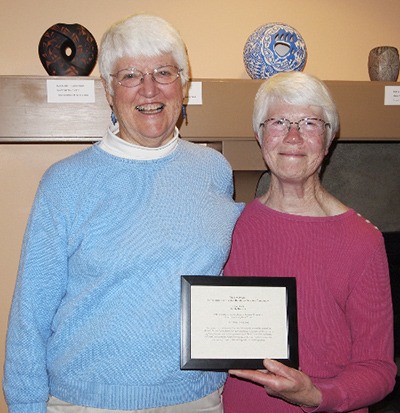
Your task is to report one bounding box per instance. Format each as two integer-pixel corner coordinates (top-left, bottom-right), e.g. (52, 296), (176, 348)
(280, 152), (305, 157)
(135, 103), (165, 114)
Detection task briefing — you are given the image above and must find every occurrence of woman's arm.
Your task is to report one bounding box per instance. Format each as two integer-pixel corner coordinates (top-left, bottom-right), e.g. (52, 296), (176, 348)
(3, 187), (68, 413)
(230, 237), (396, 412)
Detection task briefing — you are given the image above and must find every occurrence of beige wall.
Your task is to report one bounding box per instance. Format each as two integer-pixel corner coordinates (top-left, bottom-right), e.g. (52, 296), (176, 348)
(1, 0), (400, 80)
(1, 1), (400, 411)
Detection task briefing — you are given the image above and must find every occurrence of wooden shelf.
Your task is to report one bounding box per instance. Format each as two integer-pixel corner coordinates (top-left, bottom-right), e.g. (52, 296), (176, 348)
(1, 76), (399, 141)
(1, 76), (399, 182)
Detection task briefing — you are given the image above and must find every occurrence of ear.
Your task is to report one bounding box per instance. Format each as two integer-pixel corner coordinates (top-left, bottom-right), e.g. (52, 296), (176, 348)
(255, 132), (262, 146)
(181, 82), (189, 102)
(325, 133), (336, 153)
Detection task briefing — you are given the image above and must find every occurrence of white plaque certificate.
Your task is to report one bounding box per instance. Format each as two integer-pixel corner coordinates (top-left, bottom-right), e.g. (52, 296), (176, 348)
(180, 276), (298, 370)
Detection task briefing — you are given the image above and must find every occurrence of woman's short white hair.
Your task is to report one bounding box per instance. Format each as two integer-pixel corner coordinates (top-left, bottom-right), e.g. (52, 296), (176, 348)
(253, 71), (339, 146)
(99, 14), (190, 94)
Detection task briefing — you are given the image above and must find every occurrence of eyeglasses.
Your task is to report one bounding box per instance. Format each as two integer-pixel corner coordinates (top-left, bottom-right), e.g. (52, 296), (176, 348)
(260, 117), (331, 138)
(110, 65), (183, 88)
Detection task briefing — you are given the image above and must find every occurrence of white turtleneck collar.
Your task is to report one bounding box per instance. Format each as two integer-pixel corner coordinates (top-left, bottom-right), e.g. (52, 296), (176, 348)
(98, 123), (179, 160)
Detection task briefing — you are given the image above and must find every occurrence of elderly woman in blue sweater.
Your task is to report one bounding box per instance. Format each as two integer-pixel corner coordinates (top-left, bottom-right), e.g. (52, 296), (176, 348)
(3, 14), (242, 413)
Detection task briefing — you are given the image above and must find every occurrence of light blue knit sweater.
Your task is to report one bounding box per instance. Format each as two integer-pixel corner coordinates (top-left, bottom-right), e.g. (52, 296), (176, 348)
(3, 139), (243, 413)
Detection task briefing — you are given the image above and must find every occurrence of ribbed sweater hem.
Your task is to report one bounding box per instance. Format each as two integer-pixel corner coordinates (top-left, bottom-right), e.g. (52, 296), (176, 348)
(49, 374), (227, 410)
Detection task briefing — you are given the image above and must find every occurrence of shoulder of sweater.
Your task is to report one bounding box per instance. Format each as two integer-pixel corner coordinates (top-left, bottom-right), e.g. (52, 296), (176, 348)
(42, 145), (98, 178)
(179, 139), (230, 165)
(42, 140), (230, 174)
(241, 200), (384, 242)
(38, 140), (233, 195)
(37, 145), (103, 196)
(351, 210), (384, 239)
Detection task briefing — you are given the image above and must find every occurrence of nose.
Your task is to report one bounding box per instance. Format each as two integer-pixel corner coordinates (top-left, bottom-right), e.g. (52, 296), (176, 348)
(283, 123), (303, 144)
(139, 73), (158, 97)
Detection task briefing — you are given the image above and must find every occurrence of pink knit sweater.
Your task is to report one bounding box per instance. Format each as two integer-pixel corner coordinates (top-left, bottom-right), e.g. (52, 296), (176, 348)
(223, 199), (396, 413)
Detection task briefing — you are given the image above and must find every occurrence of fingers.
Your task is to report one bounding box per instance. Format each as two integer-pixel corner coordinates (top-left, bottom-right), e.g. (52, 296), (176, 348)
(229, 359), (291, 383)
(229, 359), (321, 408)
(263, 359), (295, 379)
(229, 368), (273, 386)
(229, 359), (301, 389)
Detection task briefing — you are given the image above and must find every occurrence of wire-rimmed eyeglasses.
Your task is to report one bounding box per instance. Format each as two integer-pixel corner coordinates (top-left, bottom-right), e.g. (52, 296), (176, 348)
(110, 65), (183, 88)
(260, 117), (331, 138)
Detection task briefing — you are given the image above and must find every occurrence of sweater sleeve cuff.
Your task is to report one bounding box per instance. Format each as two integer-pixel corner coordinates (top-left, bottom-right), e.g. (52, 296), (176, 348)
(301, 382), (346, 413)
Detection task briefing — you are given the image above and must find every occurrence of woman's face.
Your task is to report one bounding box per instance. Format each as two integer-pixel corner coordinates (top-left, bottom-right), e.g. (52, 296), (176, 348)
(105, 53), (186, 147)
(259, 103), (329, 183)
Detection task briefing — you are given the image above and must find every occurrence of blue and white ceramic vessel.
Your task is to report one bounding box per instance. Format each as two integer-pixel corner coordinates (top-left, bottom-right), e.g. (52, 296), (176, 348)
(243, 22), (307, 79)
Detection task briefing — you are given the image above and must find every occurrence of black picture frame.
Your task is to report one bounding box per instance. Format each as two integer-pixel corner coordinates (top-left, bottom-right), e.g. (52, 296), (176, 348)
(181, 275), (298, 371)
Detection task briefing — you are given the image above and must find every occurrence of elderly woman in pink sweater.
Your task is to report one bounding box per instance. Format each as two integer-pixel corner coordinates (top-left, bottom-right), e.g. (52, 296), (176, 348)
(222, 72), (396, 413)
